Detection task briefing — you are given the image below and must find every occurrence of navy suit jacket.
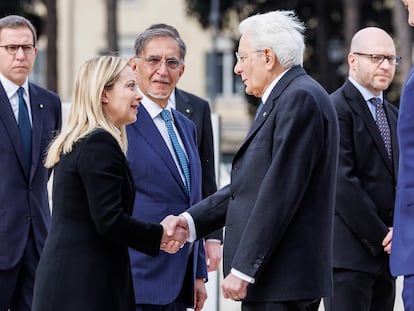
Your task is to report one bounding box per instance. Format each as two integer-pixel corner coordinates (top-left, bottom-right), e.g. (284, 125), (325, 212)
(0, 81), (61, 270)
(126, 105), (207, 305)
(331, 80), (398, 274)
(390, 67), (414, 276)
(175, 88), (222, 242)
(186, 66), (339, 302)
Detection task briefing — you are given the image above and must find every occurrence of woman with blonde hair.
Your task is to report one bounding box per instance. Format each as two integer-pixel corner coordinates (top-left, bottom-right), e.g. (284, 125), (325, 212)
(32, 55), (186, 311)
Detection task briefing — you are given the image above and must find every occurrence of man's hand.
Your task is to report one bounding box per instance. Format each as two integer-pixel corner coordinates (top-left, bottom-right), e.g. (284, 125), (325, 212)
(193, 278), (207, 311)
(205, 240), (222, 272)
(160, 216), (189, 254)
(221, 272), (248, 301)
(382, 227), (393, 254)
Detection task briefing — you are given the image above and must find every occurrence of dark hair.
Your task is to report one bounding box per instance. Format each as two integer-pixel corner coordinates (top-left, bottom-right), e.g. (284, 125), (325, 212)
(0, 15), (37, 44)
(147, 23), (181, 37)
(134, 27), (186, 61)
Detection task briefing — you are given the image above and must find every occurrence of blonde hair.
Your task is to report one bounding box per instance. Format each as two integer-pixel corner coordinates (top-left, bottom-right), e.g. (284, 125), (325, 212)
(45, 55), (129, 168)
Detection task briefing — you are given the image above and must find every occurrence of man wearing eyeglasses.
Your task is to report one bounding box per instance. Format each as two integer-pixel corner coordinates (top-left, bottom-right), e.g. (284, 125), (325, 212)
(323, 27), (399, 311)
(126, 27), (208, 311)
(0, 15), (62, 311)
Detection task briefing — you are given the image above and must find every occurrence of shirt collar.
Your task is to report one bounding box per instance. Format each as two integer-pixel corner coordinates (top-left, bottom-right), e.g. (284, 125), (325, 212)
(0, 73), (28, 99)
(138, 88), (174, 120)
(348, 77), (383, 102)
(261, 68), (290, 105)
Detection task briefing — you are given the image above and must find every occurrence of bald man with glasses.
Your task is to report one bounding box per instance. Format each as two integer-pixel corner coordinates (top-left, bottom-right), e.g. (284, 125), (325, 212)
(323, 27), (400, 311)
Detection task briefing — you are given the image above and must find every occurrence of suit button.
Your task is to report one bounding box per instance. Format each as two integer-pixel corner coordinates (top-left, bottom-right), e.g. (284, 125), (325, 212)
(24, 214), (31, 220)
(254, 263), (260, 269)
(230, 194), (235, 200)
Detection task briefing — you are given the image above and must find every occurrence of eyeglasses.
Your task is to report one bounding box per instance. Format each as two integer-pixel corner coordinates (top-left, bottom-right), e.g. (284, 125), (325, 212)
(235, 50), (263, 63)
(136, 56), (182, 70)
(353, 52), (402, 66)
(0, 44), (35, 55)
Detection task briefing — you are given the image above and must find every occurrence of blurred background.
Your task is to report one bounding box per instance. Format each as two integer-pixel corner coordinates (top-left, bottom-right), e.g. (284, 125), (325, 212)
(2, 0), (409, 310)
(1, 0), (412, 159)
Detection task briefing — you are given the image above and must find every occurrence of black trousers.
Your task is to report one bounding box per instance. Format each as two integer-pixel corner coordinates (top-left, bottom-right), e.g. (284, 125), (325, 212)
(242, 299), (320, 311)
(323, 267), (395, 311)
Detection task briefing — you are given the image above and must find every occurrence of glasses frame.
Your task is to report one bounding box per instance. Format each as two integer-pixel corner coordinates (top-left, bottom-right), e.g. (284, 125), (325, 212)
(235, 50), (264, 63)
(0, 44), (35, 55)
(353, 52), (402, 66)
(135, 55), (183, 71)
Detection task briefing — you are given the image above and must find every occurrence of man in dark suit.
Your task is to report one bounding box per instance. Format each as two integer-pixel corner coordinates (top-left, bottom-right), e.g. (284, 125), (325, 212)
(323, 27), (399, 311)
(0, 15), (62, 311)
(127, 27), (208, 310)
(390, 3), (414, 308)
(163, 10), (339, 311)
(174, 89), (223, 271)
(146, 24), (223, 271)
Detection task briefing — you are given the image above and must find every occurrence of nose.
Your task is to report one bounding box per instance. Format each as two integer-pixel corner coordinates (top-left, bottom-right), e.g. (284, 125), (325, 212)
(136, 88), (143, 101)
(234, 62), (242, 75)
(15, 46), (26, 59)
(156, 60), (169, 75)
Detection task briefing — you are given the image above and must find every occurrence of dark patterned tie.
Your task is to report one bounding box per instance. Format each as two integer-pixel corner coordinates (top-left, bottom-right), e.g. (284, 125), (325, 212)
(18, 87), (32, 173)
(160, 109), (191, 194)
(370, 97), (392, 160)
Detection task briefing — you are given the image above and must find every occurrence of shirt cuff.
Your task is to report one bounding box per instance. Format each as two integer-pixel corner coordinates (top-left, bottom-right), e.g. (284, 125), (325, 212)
(181, 212), (197, 242)
(205, 239), (221, 243)
(231, 268), (255, 284)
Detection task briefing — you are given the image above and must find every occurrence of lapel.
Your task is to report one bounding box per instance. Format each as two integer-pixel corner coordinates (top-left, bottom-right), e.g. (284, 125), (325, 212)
(0, 82), (28, 177)
(342, 81), (394, 173)
(133, 104), (188, 196)
(234, 66), (305, 161)
(28, 83), (45, 181)
(175, 89), (192, 119)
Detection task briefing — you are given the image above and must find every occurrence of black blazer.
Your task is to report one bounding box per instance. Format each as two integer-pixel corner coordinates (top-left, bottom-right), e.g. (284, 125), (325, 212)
(331, 80), (398, 273)
(175, 88), (222, 242)
(186, 66), (339, 302)
(32, 129), (163, 311)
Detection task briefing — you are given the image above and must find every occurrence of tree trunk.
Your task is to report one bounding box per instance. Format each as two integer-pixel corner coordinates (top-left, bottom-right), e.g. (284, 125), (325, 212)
(392, 0), (412, 86)
(106, 0), (118, 53)
(45, 0), (57, 92)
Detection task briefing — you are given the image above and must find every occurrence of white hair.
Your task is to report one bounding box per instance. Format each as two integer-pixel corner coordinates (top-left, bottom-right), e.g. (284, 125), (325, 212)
(239, 10), (306, 68)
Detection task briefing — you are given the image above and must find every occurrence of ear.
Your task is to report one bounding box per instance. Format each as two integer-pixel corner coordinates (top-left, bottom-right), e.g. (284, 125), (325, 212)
(263, 48), (275, 68)
(128, 57), (138, 72)
(348, 53), (356, 69)
(101, 90), (109, 104)
(178, 63), (185, 78)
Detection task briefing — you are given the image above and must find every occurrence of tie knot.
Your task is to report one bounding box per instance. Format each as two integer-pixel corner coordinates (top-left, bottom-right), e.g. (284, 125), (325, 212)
(370, 97), (382, 107)
(160, 109), (172, 122)
(18, 87), (24, 97)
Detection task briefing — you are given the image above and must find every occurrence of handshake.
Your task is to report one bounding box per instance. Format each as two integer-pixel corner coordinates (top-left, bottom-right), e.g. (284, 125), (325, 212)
(159, 215), (190, 254)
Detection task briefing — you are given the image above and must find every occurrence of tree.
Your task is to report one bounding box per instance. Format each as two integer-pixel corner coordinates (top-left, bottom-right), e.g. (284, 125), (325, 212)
(185, 0), (413, 107)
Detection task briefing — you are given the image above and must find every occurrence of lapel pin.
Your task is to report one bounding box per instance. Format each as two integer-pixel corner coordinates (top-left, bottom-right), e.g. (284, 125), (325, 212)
(39, 104), (44, 109)
(263, 111), (267, 117)
(185, 108), (191, 114)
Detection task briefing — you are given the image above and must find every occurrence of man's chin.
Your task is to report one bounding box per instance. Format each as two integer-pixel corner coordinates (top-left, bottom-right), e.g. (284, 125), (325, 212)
(147, 91), (171, 100)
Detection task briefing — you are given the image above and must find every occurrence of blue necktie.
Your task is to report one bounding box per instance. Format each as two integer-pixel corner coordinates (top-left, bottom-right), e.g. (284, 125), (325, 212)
(18, 87), (32, 174)
(160, 109), (191, 194)
(370, 97), (392, 160)
(255, 100), (264, 120)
